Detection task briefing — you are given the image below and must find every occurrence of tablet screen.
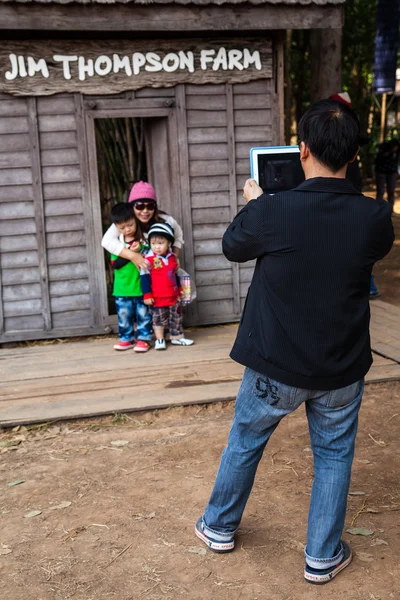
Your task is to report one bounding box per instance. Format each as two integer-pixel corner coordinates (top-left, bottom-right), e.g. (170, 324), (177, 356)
(250, 147), (305, 194)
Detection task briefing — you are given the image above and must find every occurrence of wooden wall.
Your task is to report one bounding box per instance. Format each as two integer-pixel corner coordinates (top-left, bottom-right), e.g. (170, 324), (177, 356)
(0, 93), (103, 342)
(0, 74), (279, 341)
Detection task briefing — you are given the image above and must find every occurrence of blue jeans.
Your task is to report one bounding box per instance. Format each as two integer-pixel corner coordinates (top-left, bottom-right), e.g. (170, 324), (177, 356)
(114, 296), (152, 342)
(203, 367), (364, 565)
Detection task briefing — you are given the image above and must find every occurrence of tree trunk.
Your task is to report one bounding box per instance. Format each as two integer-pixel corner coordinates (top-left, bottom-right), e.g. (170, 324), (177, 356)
(310, 28), (342, 102)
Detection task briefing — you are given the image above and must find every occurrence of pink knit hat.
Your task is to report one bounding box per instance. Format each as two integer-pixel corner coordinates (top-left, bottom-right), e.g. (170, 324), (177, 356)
(128, 181), (157, 203)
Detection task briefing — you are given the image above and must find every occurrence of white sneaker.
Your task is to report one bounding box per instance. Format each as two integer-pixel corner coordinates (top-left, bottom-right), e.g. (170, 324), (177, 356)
(171, 338), (194, 346)
(155, 339), (167, 351)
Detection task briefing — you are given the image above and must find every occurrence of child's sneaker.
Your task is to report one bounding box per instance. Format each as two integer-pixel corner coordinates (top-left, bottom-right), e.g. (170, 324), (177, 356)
(171, 338), (194, 346)
(155, 339), (166, 351)
(304, 541), (352, 585)
(133, 340), (150, 353)
(113, 341), (134, 351)
(194, 518), (235, 553)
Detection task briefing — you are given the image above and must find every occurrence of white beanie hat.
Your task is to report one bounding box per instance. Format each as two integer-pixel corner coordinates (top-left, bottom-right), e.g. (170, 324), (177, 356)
(148, 222), (175, 244)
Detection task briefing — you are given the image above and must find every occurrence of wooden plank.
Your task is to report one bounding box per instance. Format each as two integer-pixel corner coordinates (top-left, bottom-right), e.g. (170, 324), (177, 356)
(235, 125), (272, 142)
(276, 32), (285, 144)
(175, 84), (198, 325)
(192, 207), (230, 224)
(189, 159), (229, 177)
(37, 95), (76, 115)
(41, 165), (81, 184)
(50, 294), (91, 313)
(4, 314), (44, 332)
(134, 87), (175, 98)
(188, 127), (227, 144)
(233, 80), (271, 95)
(0, 218), (36, 236)
(186, 95), (227, 111)
(40, 131), (77, 150)
(43, 181), (82, 200)
(197, 298), (234, 320)
(0, 322), (105, 343)
(3, 297), (42, 318)
(0, 234), (36, 252)
(41, 148), (80, 167)
(234, 109), (271, 127)
(236, 158), (252, 176)
(186, 84), (226, 96)
(193, 223), (228, 239)
(233, 94), (271, 110)
(196, 269), (232, 286)
(189, 143), (228, 161)
(191, 175), (229, 194)
(1, 266), (40, 285)
(239, 266), (255, 284)
(0, 250), (38, 269)
(0, 151), (30, 169)
(46, 231), (86, 249)
(49, 279), (90, 297)
(236, 141), (256, 159)
(52, 310), (92, 328)
(2, 283), (41, 302)
(194, 239), (223, 256)
(0, 184), (34, 202)
(195, 255), (231, 271)
(48, 262), (89, 281)
(0, 98), (29, 117)
(187, 110), (227, 128)
(45, 215), (85, 232)
(0, 201), (34, 219)
(28, 97), (52, 332)
(0, 116), (29, 134)
(47, 246), (86, 265)
(0, 6), (343, 32)
(44, 199), (83, 217)
(226, 83), (241, 316)
(0, 168), (32, 186)
(197, 283), (233, 302)
(191, 192), (230, 209)
(38, 114), (77, 133)
(0, 133), (30, 152)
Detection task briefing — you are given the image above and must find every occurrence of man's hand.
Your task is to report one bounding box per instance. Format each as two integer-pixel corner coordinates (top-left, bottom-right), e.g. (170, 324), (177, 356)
(243, 179), (263, 204)
(144, 298), (154, 306)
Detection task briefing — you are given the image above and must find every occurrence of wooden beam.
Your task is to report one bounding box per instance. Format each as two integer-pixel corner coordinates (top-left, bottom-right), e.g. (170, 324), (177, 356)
(27, 97), (52, 331)
(0, 5), (344, 32)
(226, 83), (240, 317)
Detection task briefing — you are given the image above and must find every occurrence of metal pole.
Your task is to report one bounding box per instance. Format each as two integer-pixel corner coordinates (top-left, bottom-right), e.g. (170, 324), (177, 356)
(380, 92), (387, 142)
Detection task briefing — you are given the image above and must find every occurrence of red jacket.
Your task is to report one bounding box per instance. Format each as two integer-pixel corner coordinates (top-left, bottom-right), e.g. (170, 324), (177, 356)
(140, 251), (182, 307)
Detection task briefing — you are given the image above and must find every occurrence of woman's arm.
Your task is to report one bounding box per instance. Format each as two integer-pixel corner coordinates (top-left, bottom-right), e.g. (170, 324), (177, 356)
(101, 223), (125, 256)
(164, 215), (184, 250)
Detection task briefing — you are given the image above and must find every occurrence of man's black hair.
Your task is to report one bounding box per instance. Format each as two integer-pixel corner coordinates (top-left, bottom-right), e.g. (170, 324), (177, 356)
(110, 202), (134, 224)
(298, 99), (360, 172)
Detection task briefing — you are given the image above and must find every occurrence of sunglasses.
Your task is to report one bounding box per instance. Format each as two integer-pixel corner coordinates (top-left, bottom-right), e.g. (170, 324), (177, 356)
(133, 201), (156, 211)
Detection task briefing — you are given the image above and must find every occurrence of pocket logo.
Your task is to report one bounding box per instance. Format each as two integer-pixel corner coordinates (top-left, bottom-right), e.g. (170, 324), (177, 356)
(255, 377), (281, 405)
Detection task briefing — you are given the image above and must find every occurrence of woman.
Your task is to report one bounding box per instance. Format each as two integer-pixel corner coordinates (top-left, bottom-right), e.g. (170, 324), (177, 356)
(101, 181), (184, 270)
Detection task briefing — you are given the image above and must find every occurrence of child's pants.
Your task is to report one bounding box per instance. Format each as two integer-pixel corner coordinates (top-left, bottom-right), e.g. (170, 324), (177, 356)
(114, 296), (152, 342)
(151, 301), (183, 338)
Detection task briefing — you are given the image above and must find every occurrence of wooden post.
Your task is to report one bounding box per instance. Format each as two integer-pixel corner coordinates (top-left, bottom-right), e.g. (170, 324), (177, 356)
(226, 83), (240, 316)
(380, 92), (387, 143)
(284, 29), (293, 145)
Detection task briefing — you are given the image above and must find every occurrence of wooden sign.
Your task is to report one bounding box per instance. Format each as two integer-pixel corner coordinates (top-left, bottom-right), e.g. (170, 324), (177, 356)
(0, 38), (272, 96)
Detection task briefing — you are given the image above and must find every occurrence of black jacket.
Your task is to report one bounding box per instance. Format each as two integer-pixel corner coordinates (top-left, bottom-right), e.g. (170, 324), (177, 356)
(223, 177), (394, 390)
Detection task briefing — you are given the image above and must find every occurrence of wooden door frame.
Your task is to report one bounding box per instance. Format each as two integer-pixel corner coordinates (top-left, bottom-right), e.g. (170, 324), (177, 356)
(84, 105), (179, 328)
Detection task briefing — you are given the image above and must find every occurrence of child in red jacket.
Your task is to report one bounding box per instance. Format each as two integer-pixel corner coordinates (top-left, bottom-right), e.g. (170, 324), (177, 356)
(141, 223), (194, 351)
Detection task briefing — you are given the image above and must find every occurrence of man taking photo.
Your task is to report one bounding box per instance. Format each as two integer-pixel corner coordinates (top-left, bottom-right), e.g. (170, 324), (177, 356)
(195, 99), (394, 584)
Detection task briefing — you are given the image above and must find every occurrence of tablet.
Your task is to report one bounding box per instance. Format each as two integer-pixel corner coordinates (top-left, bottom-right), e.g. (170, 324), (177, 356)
(250, 146), (305, 193)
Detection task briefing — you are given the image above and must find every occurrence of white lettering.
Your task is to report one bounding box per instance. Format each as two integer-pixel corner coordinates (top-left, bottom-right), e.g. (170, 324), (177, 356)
(78, 56), (94, 81)
(200, 49), (215, 71)
(132, 52), (146, 75)
(113, 54), (132, 76)
(94, 55), (112, 77)
(212, 47), (228, 71)
(5, 54), (19, 80)
(53, 55), (78, 80)
(27, 57), (49, 78)
(162, 53), (180, 73)
(228, 49), (243, 71)
(145, 52), (162, 72)
(243, 49), (262, 70)
(179, 51), (194, 73)
(17, 56), (27, 77)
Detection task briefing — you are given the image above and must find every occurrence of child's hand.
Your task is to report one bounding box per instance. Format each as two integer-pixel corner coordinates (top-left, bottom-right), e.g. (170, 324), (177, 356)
(179, 290), (185, 300)
(130, 241), (141, 252)
(144, 298), (154, 306)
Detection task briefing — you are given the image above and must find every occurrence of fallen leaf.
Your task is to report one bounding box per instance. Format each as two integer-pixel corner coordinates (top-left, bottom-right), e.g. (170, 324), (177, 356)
(349, 491), (366, 496)
(24, 510), (42, 518)
(357, 551), (374, 563)
(7, 480), (25, 487)
(49, 501), (72, 510)
(357, 459), (371, 464)
(346, 528), (374, 536)
(188, 546), (207, 555)
(371, 538), (388, 546)
(110, 440), (129, 447)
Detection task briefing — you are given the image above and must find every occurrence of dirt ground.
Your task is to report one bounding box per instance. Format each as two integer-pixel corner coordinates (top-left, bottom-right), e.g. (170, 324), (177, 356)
(1, 381), (400, 600)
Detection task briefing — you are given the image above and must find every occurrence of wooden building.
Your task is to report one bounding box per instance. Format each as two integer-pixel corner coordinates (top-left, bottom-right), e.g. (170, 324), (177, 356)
(0, 0), (344, 343)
